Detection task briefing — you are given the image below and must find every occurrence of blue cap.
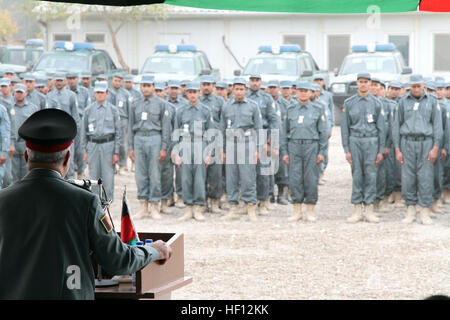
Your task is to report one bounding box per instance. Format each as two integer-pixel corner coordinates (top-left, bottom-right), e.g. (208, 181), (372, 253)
(167, 79), (180, 88)
(23, 74), (35, 82)
(280, 80), (292, 89)
(200, 75), (215, 84)
(14, 84), (26, 92)
(80, 72), (92, 78)
(94, 81), (108, 92)
(180, 79), (190, 86)
(261, 81), (268, 89)
(123, 74), (134, 82)
(267, 80), (279, 88)
(296, 81), (312, 90)
(371, 77), (381, 84)
(233, 77), (247, 86)
(66, 72), (78, 78)
(140, 74), (155, 84)
(388, 81), (402, 89)
(311, 83), (322, 91)
(154, 81), (166, 90)
(96, 74), (107, 81)
(313, 74), (325, 81)
(357, 72), (371, 80)
(186, 81), (200, 91)
(379, 80), (386, 88)
(3, 68), (14, 74)
(35, 78), (48, 88)
(113, 73), (124, 79)
(11, 77), (21, 83)
(425, 81), (436, 91)
(54, 72), (66, 81)
(249, 73), (261, 79)
(215, 81), (227, 89)
(435, 80), (446, 88)
(435, 76), (445, 83)
(0, 78), (11, 86)
(409, 74), (424, 85)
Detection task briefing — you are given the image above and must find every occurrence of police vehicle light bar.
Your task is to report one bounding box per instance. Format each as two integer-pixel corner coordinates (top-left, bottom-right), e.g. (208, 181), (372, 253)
(258, 45), (301, 53)
(54, 41), (95, 51)
(351, 43), (396, 53)
(155, 44), (197, 52)
(26, 39), (43, 47)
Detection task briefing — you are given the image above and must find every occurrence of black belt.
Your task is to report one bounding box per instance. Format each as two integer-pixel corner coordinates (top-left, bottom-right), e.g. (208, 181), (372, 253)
(135, 130), (160, 137)
(350, 133), (377, 138)
(87, 134), (115, 144)
(403, 135), (430, 141)
(289, 139), (317, 144)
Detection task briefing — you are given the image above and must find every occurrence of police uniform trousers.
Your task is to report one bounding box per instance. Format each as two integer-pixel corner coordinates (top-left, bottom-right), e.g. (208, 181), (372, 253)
(160, 144), (174, 200)
(118, 117), (128, 167)
(86, 139), (115, 202)
(12, 141), (28, 183)
(206, 154), (222, 200)
(443, 154), (450, 190)
(287, 140), (320, 204)
(275, 152), (288, 188)
(226, 136), (257, 204)
(349, 135), (378, 205)
(74, 129), (86, 175)
(385, 144), (401, 196)
(2, 156), (12, 188)
(175, 164), (183, 196)
(256, 162), (270, 201)
(376, 158), (387, 200)
(134, 132), (161, 203)
(181, 142), (207, 205)
(433, 147), (443, 200)
(400, 136), (434, 207)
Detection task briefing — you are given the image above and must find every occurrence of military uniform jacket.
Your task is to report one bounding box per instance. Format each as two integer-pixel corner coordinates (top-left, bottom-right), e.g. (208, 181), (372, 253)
(81, 101), (121, 155)
(341, 93), (386, 154)
(220, 97), (263, 152)
(245, 90), (280, 130)
(26, 89), (47, 110)
(0, 95), (14, 146)
(71, 85), (91, 117)
(438, 98), (450, 151)
(47, 88), (80, 130)
(317, 90), (335, 127)
(10, 101), (40, 154)
(200, 93), (225, 125)
(127, 87), (142, 103)
(392, 91), (443, 149)
(0, 104), (10, 157)
(280, 101), (328, 157)
(128, 94), (171, 151)
(109, 87), (130, 119)
(0, 168), (159, 300)
(381, 97), (397, 148)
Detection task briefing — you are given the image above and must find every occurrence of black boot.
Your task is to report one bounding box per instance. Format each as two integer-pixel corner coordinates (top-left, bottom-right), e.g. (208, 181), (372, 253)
(277, 186), (288, 205)
(269, 193), (275, 203)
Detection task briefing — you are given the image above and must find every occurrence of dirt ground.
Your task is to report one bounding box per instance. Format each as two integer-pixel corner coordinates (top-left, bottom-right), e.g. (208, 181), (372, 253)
(108, 127), (449, 300)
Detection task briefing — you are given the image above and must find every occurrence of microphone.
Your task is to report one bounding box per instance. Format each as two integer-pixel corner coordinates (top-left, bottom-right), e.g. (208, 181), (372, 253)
(67, 178), (103, 189)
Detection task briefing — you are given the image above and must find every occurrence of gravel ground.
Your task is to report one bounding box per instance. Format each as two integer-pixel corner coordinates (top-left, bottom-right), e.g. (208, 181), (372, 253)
(107, 127), (449, 300)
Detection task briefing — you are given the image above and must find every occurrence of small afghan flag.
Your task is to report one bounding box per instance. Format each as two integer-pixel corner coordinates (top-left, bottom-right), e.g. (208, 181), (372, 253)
(120, 188), (139, 245)
(342, 106), (346, 113)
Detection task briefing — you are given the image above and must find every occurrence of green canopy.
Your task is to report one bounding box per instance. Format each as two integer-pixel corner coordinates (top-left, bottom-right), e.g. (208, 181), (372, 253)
(165, 0), (419, 13)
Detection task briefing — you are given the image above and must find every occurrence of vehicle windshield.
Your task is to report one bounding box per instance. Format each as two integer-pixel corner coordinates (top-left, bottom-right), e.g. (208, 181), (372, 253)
(7, 49), (27, 66)
(142, 56), (196, 75)
(34, 53), (89, 73)
(340, 55), (398, 75)
(243, 57), (298, 76)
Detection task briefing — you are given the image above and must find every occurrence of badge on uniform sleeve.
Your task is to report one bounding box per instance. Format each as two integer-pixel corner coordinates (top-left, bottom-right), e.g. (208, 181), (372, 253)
(141, 112), (148, 120)
(100, 213), (113, 233)
(367, 114), (374, 123)
(298, 115), (304, 124)
(10, 108), (15, 116)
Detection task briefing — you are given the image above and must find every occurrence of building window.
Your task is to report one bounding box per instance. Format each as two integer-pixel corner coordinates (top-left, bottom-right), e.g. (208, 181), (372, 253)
(53, 34), (72, 42)
(434, 34), (450, 72)
(282, 34), (306, 51)
(389, 35), (410, 66)
(85, 33), (106, 44)
(328, 35), (350, 71)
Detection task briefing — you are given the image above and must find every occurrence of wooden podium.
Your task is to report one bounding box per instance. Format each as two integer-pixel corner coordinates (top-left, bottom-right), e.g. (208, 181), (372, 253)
(93, 232), (192, 300)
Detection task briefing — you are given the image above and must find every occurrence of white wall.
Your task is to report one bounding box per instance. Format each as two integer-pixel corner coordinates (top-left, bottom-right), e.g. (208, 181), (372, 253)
(47, 12), (450, 80)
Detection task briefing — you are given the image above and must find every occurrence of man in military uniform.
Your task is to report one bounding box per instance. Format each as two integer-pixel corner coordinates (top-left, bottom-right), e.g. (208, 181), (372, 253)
(35, 77), (50, 96)
(0, 99), (10, 189)
(128, 75), (170, 220)
(24, 74), (47, 110)
(124, 74), (142, 101)
(47, 72), (80, 180)
(67, 72), (91, 179)
(10, 84), (40, 182)
(200, 75), (225, 214)
(172, 82), (214, 221)
(245, 74), (280, 215)
(155, 82), (166, 99)
(267, 80), (289, 205)
(386, 81), (403, 207)
(392, 74), (443, 225)
(81, 81), (121, 202)
(215, 81), (228, 101)
(0, 108), (171, 299)
(81, 72), (95, 102)
(436, 80), (450, 204)
(281, 82), (328, 222)
(0, 78), (15, 188)
(166, 80), (188, 208)
(220, 78), (262, 222)
(341, 73), (385, 223)
(3, 68), (15, 79)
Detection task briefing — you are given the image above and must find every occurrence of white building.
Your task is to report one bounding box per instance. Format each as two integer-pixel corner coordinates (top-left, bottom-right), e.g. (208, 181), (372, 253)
(45, 5), (450, 80)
